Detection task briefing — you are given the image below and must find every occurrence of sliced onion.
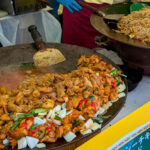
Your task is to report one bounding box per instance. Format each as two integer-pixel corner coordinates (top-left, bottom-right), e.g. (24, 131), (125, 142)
(79, 115), (85, 120)
(59, 109), (66, 119)
(26, 136), (39, 149)
(118, 83), (126, 93)
(66, 110), (72, 115)
(34, 117), (46, 125)
(38, 112), (47, 116)
(54, 120), (61, 126)
(47, 109), (53, 119)
(91, 123), (101, 131)
(81, 129), (92, 135)
(36, 143), (46, 148)
(54, 105), (61, 112)
(18, 137), (27, 149)
(108, 101), (112, 107)
(84, 119), (94, 129)
(63, 132), (76, 142)
(118, 92), (126, 98)
(3, 139), (9, 146)
(62, 103), (66, 109)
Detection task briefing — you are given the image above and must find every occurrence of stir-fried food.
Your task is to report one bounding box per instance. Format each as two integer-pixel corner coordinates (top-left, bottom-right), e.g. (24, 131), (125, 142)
(118, 8), (150, 42)
(0, 55), (126, 149)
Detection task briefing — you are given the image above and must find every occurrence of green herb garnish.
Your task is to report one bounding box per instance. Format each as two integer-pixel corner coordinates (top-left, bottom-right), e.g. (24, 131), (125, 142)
(30, 108), (49, 114)
(10, 120), (20, 130)
(29, 124), (39, 131)
(88, 96), (95, 101)
(55, 115), (61, 121)
(16, 113), (34, 120)
(99, 115), (111, 119)
(85, 88), (90, 92)
(72, 120), (81, 128)
(118, 74), (127, 78)
(92, 116), (103, 123)
(110, 68), (118, 76)
(116, 78), (122, 85)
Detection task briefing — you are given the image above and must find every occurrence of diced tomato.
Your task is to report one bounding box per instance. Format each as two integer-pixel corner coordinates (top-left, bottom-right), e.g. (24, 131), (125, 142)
(26, 117), (34, 121)
(91, 101), (97, 113)
(20, 120), (28, 129)
(111, 81), (116, 88)
(47, 126), (51, 132)
(27, 131), (33, 136)
(33, 128), (39, 132)
(78, 99), (88, 107)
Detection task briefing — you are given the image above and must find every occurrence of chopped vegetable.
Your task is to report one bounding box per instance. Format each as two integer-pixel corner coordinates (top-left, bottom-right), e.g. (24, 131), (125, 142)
(81, 129), (92, 135)
(3, 139), (9, 146)
(59, 109), (66, 119)
(118, 92), (126, 98)
(46, 109), (52, 119)
(36, 143), (46, 148)
(61, 103), (66, 109)
(92, 116), (103, 124)
(85, 88), (90, 91)
(29, 124), (39, 131)
(79, 115), (85, 121)
(10, 120), (20, 130)
(15, 113), (34, 121)
(26, 136), (39, 149)
(54, 120), (61, 126)
(110, 68), (118, 76)
(72, 120), (81, 128)
(88, 96), (94, 101)
(118, 83), (126, 93)
(54, 105), (61, 112)
(63, 132), (76, 142)
(30, 108), (49, 114)
(84, 119), (94, 129)
(34, 117), (46, 125)
(100, 115), (111, 119)
(78, 99), (88, 106)
(91, 123), (101, 131)
(55, 115), (61, 121)
(91, 101), (96, 112)
(18, 137), (27, 150)
(118, 73), (127, 78)
(116, 78), (122, 85)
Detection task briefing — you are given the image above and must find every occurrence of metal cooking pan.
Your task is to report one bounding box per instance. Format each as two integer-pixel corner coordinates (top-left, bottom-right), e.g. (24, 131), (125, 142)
(90, 2), (150, 75)
(0, 30), (127, 149)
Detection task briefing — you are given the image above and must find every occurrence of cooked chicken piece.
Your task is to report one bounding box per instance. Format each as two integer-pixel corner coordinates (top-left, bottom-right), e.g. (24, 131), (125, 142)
(56, 83), (65, 98)
(32, 90), (40, 98)
(83, 77), (93, 88)
(9, 128), (27, 140)
(39, 87), (52, 93)
(0, 114), (10, 121)
(42, 99), (55, 109)
(66, 96), (83, 110)
(56, 126), (64, 138)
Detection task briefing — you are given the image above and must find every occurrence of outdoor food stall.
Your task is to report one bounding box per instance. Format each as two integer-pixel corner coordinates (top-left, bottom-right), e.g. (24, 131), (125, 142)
(0, 1), (150, 150)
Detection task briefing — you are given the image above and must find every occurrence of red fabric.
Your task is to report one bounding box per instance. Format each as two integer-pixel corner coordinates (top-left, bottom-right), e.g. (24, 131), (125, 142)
(62, 2), (108, 49)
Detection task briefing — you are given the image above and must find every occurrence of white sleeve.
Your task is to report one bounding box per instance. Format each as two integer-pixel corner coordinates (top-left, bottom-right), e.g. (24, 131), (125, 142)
(84, 0), (126, 4)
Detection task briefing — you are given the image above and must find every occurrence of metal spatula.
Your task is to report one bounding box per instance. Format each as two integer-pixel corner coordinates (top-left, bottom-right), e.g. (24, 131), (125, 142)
(78, 1), (125, 21)
(28, 25), (66, 68)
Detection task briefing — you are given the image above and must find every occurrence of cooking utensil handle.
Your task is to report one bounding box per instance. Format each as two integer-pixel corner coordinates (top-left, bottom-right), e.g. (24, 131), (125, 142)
(78, 1), (105, 17)
(28, 25), (46, 50)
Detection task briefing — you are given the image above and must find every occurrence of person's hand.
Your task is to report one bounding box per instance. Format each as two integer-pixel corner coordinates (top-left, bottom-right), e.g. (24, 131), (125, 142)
(56, 0), (82, 13)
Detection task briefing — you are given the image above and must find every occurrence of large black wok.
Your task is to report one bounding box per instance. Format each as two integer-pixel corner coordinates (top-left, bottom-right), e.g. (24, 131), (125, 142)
(0, 41), (127, 149)
(90, 2), (150, 75)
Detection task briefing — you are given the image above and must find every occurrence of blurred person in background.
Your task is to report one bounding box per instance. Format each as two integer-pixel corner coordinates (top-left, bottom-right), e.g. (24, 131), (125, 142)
(55, 0), (126, 49)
